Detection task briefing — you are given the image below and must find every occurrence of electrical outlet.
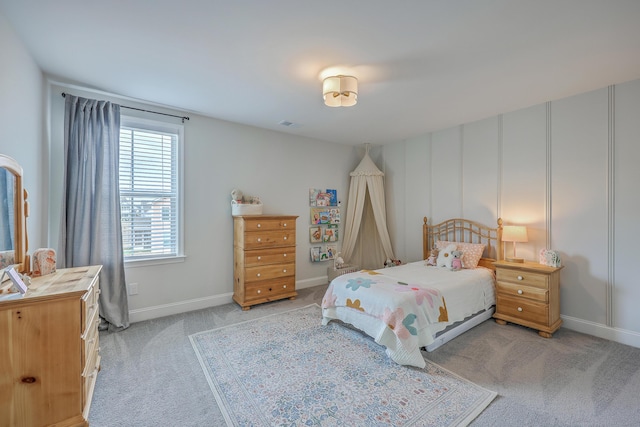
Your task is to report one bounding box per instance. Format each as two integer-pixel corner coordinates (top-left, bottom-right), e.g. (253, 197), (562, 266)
(128, 283), (139, 295)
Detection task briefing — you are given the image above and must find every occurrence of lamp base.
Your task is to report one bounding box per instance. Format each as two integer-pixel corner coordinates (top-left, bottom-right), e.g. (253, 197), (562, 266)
(505, 257), (525, 263)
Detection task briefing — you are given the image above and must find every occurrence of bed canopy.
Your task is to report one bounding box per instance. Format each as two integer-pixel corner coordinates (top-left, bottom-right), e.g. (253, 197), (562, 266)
(341, 145), (395, 269)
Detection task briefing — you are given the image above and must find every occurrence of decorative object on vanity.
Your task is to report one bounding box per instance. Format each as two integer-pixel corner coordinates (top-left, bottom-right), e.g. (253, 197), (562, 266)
(501, 225), (528, 263)
(190, 304), (496, 426)
(0, 265), (103, 427)
(32, 247), (57, 277)
(322, 75), (358, 107)
(233, 215), (298, 310)
(539, 248), (561, 267)
(230, 188), (263, 216)
(493, 260), (563, 338)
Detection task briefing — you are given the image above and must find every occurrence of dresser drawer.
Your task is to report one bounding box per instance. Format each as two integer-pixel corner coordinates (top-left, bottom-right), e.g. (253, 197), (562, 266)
(82, 307), (100, 364)
(496, 281), (548, 303)
(243, 230), (295, 249)
(244, 277), (296, 302)
(496, 268), (548, 289)
(245, 262), (295, 282)
(496, 295), (549, 325)
(242, 217), (296, 232)
(81, 281), (100, 333)
(244, 247), (296, 266)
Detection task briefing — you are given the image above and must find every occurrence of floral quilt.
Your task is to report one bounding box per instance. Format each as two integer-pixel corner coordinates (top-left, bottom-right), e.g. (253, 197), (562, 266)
(322, 261), (495, 368)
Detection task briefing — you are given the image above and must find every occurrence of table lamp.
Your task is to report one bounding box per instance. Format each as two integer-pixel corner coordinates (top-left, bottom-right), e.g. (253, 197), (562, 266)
(502, 225), (528, 263)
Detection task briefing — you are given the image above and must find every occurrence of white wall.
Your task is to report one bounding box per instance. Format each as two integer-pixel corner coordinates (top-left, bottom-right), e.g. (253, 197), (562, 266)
(47, 83), (361, 321)
(385, 80), (640, 348)
(0, 14), (44, 251)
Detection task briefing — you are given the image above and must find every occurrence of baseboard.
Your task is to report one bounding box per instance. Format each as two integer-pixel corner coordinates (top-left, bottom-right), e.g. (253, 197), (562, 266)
(561, 315), (640, 349)
(129, 276), (330, 323)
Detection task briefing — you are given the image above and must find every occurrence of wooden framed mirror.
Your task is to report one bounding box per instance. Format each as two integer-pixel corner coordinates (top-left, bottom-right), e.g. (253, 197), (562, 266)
(0, 154), (29, 274)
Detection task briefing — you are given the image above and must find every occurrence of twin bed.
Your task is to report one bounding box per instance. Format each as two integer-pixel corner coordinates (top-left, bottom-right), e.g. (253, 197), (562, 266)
(321, 217), (503, 368)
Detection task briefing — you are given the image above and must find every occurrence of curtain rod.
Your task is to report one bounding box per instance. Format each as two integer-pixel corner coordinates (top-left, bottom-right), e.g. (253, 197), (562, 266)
(61, 92), (190, 123)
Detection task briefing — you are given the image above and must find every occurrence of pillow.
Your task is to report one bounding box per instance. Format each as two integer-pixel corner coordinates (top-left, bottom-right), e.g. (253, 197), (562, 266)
(436, 244), (457, 269)
(436, 240), (485, 269)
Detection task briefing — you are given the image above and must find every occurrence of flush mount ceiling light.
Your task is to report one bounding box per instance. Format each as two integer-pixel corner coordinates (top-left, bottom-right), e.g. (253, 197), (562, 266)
(323, 75), (358, 107)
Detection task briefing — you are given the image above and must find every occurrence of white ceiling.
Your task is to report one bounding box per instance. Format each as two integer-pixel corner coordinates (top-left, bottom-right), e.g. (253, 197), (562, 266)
(2, 1), (640, 146)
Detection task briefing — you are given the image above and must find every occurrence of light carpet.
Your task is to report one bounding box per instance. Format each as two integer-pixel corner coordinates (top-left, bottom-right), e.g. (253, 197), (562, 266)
(189, 304), (496, 426)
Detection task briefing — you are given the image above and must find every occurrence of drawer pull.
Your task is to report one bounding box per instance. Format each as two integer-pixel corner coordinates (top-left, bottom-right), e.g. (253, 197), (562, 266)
(283, 253), (287, 257)
(517, 275), (524, 281)
(283, 285), (287, 289)
(517, 307), (523, 312)
(283, 269), (287, 273)
(517, 289), (523, 295)
(283, 223), (288, 227)
(283, 236), (287, 241)
(257, 290), (261, 294)
(257, 224), (261, 228)
(257, 256), (261, 260)
(257, 238), (262, 242)
(257, 273), (261, 277)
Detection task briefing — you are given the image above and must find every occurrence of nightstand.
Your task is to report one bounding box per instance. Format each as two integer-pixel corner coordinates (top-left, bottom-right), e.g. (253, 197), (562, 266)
(493, 260), (563, 338)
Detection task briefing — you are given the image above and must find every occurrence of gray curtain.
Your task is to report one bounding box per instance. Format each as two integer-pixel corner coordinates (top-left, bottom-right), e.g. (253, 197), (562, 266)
(61, 94), (129, 331)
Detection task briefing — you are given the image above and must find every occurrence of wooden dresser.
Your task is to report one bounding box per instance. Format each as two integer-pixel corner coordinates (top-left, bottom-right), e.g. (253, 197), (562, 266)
(493, 260), (562, 338)
(233, 215), (298, 310)
(0, 265), (102, 427)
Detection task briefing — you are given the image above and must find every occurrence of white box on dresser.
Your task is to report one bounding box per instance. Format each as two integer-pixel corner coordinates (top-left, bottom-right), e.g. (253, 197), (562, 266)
(0, 265), (102, 427)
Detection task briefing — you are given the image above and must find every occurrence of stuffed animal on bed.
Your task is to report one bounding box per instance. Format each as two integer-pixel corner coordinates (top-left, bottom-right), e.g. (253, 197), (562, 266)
(450, 250), (464, 271)
(425, 248), (439, 266)
(436, 244), (457, 269)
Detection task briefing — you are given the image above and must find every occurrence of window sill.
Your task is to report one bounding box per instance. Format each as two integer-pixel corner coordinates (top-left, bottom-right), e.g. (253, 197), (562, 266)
(124, 255), (186, 269)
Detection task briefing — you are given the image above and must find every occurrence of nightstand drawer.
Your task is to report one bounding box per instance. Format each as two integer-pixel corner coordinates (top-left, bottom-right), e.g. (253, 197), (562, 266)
(496, 281), (548, 303)
(496, 295), (549, 325)
(496, 268), (548, 289)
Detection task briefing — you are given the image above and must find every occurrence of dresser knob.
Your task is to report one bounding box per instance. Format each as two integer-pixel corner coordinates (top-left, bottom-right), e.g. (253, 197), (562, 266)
(257, 238), (261, 242)
(283, 223), (287, 227)
(283, 269), (287, 273)
(257, 256), (261, 260)
(283, 236), (287, 240)
(257, 290), (261, 294)
(517, 275), (524, 281)
(283, 253), (287, 257)
(283, 285), (287, 289)
(257, 273), (261, 277)
(517, 307), (523, 312)
(517, 289), (523, 295)
(257, 224), (261, 228)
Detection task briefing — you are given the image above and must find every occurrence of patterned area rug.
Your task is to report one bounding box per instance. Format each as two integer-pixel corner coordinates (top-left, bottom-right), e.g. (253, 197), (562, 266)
(190, 304), (496, 426)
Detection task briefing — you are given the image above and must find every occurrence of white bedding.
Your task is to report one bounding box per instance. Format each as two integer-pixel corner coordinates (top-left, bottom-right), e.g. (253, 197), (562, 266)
(321, 261), (495, 368)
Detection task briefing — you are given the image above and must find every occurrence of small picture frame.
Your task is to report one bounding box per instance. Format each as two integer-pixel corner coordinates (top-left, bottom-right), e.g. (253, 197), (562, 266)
(323, 225), (338, 242)
(326, 244), (337, 259)
(3, 266), (28, 295)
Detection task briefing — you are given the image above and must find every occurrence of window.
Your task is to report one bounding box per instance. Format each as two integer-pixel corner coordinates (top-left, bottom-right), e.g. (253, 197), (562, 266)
(119, 117), (183, 263)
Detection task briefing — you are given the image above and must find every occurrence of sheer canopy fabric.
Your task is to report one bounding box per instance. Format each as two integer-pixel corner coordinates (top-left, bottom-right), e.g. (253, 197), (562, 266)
(341, 148), (395, 269)
(61, 95), (129, 331)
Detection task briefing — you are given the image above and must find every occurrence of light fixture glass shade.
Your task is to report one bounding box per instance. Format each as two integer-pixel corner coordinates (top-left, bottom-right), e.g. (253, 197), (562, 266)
(323, 75), (358, 107)
(502, 225), (528, 263)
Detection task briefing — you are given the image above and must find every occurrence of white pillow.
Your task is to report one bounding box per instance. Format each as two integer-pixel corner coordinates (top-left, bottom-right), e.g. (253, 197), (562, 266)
(436, 244), (457, 269)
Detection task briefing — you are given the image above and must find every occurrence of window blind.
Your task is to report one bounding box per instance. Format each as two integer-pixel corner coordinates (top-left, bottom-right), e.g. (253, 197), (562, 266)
(119, 126), (178, 260)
